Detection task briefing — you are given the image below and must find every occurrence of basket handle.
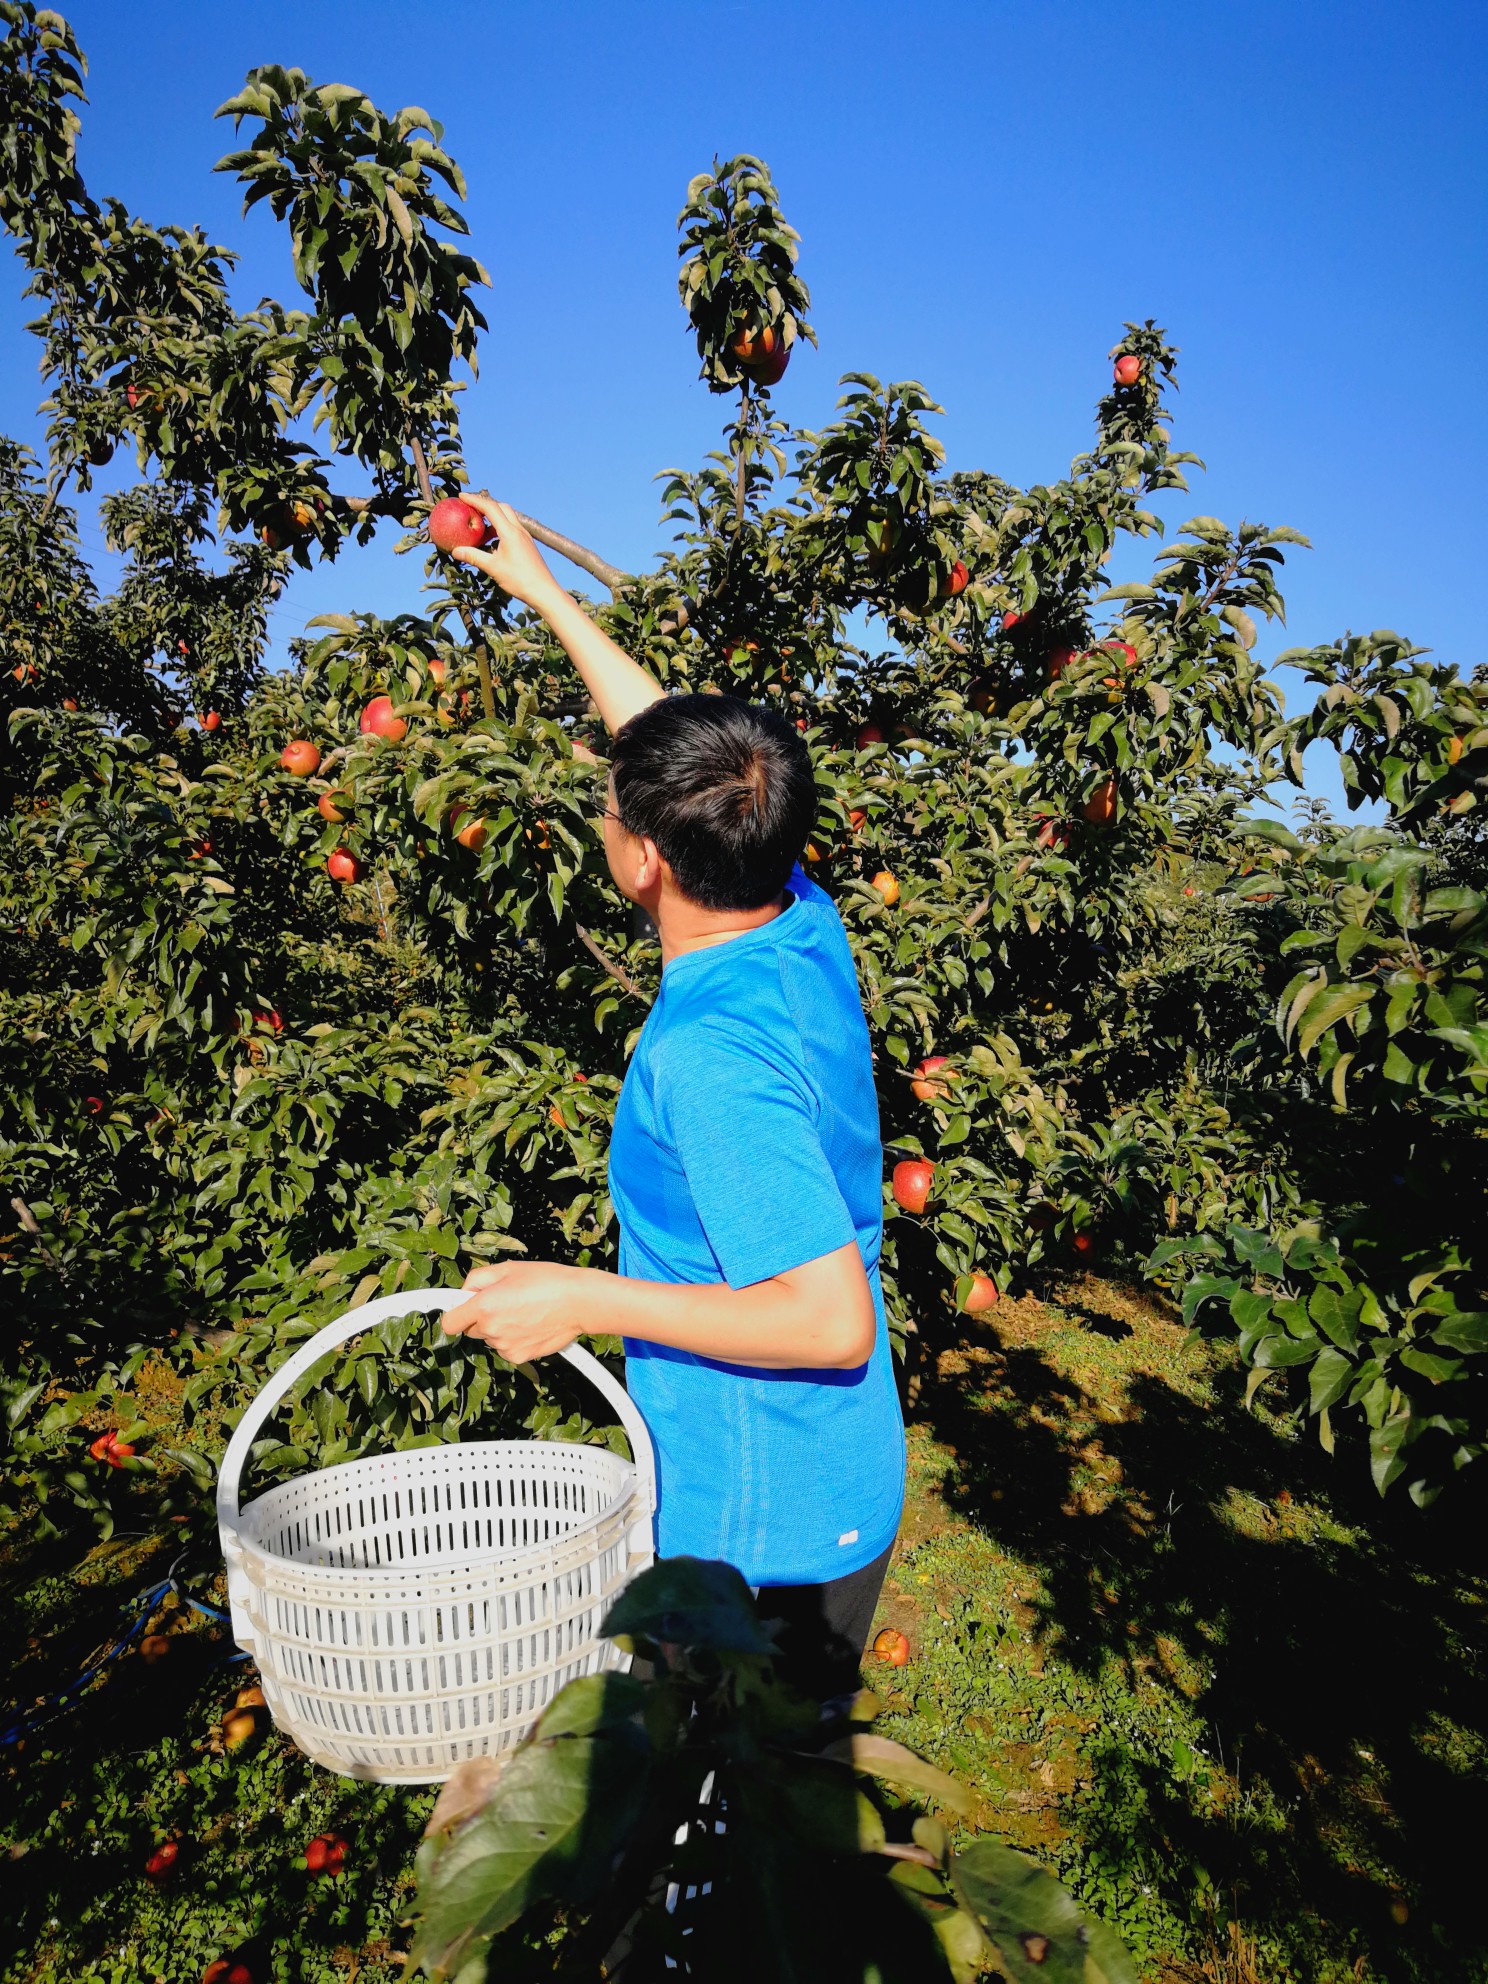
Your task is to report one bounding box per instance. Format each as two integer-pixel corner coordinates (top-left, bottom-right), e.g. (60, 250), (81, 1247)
(216, 1289), (657, 1627)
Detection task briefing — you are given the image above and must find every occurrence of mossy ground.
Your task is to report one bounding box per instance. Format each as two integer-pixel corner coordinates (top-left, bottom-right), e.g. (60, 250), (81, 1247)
(3, 1280), (1485, 1982)
(870, 1276), (1488, 1983)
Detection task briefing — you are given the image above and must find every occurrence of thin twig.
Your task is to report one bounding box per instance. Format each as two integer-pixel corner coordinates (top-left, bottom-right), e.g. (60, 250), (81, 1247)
(574, 923), (648, 1002)
(10, 1196), (65, 1276)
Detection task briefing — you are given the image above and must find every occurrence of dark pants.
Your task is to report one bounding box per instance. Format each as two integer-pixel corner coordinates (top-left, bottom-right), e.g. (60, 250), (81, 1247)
(753, 1539), (894, 1699)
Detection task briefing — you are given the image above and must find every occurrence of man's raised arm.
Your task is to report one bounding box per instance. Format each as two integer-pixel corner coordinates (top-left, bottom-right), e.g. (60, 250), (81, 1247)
(453, 495), (664, 737)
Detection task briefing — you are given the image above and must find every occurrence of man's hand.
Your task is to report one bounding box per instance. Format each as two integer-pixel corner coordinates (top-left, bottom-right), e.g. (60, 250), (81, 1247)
(451, 496), (562, 610)
(445, 489), (664, 735)
(441, 1260), (593, 1362)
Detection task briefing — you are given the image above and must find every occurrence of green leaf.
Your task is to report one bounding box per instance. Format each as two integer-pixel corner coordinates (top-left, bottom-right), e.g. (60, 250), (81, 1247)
(1308, 1283), (1362, 1351)
(1297, 983), (1375, 1057)
(1309, 1345), (1354, 1414)
(409, 1703), (650, 1977)
(601, 1555), (770, 1653)
(1430, 1312), (1488, 1354)
(950, 1841), (1137, 1984)
(819, 1734), (973, 1816)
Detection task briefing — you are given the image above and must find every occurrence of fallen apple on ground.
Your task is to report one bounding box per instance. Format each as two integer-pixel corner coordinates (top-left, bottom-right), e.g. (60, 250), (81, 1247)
(873, 1627), (910, 1666)
(305, 1831), (347, 1876)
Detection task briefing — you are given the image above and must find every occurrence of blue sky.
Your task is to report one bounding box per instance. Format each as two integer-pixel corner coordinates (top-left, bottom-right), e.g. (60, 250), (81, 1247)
(1, 1), (1483, 818)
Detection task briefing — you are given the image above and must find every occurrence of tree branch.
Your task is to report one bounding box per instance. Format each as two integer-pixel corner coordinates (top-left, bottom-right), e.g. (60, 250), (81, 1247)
(574, 922), (648, 1002)
(10, 1196), (64, 1277)
(509, 512), (629, 596)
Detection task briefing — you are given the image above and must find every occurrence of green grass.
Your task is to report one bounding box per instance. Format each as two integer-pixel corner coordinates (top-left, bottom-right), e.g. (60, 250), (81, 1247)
(2, 1279), (1486, 1982)
(869, 1277), (1488, 1983)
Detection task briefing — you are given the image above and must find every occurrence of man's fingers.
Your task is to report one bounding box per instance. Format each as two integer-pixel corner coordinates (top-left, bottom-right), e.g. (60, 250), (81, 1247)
(451, 544), (503, 578)
(463, 1264), (505, 1291)
(463, 489), (502, 524)
(440, 1292), (488, 1336)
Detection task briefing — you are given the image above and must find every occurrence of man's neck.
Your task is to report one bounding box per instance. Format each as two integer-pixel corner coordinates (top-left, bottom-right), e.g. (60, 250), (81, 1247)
(652, 888), (788, 968)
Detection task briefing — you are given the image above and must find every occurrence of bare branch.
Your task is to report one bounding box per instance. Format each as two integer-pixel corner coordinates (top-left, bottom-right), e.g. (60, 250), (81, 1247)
(509, 512), (629, 596)
(574, 923), (648, 1002)
(11, 1196), (65, 1276)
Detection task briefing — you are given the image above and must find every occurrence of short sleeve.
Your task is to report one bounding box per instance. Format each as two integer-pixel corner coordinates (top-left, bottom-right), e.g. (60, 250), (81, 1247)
(657, 1014), (857, 1289)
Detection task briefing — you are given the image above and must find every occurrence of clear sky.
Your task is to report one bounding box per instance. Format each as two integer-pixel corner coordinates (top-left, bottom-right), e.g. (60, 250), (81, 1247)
(1, 1), (1484, 818)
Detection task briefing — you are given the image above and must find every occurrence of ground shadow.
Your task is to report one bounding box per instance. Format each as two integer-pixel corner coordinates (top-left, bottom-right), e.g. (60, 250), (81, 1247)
(910, 1292), (1488, 1982)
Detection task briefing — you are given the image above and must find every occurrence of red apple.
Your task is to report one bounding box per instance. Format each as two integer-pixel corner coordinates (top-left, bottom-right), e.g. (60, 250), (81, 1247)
(961, 1273), (1000, 1315)
(427, 498), (490, 556)
(84, 1094), (105, 1117)
(1113, 354), (1143, 387)
(189, 839), (213, 860)
(305, 1831), (347, 1876)
(746, 341), (790, 387)
(317, 790), (351, 824)
(872, 869), (900, 906)
(1072, 1231), (1096, 1258)
(911, 1056), (953, 1103)
(1101, 639), (1138, 668)
(892, 1159), (934, 1214)
(1082, 776), (1117, 829)
(849, 808), (868, 834)
(141, 1633), (172, 1664)
(728, 319), (779, 365)
(426, 657), (448, 689)
(203, 1961), (255, 1984)
(145, 1840), (179, 1878)
(235, 1685), (266, 1711)
(326, 848), (364, 885)
(62, 697), (79, 711)
(201, 711), (221, 732)
(872, 1627), (910, 1667)
(1048, 646), (1078, 680)
(947, 560), (969, 597)
(278, 739), (320, 777)
(1001, 610), (1024, 632)
(1035, 817), (1072, 852)
(359, 695), (407, 743)
(856, 722), (885, 748)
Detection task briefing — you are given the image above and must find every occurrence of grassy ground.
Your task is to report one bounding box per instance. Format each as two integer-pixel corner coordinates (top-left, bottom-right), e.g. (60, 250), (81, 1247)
(871, 1276), (1488, 1983)
(2, 1278), (1485, 1982)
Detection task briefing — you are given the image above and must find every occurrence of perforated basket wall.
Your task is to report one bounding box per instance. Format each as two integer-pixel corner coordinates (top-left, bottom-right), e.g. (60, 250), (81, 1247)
(234, 1437), (645, 1782)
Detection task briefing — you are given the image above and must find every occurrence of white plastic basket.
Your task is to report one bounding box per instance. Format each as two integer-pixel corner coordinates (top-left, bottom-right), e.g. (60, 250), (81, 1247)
(215, 1289), (656, 1783)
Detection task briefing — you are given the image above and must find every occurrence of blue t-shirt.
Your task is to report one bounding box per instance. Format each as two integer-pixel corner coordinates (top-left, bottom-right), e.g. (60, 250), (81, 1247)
(608, 863), (906, 1586)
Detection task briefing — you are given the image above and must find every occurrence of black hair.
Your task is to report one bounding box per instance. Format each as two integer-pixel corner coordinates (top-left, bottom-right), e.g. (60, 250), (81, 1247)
(610, 694), (817, 911)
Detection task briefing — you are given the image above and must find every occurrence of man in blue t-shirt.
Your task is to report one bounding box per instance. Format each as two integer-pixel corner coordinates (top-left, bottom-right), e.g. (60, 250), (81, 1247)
(442, 498), (906, 1686)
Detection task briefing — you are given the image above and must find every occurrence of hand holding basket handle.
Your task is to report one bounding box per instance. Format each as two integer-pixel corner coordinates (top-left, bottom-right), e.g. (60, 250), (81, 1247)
(217, 1293), (658, 1793)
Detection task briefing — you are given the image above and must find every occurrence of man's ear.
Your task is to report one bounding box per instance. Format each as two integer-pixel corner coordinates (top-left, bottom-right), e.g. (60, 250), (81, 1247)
(637, 835), (666, 890)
